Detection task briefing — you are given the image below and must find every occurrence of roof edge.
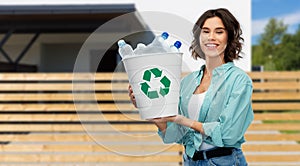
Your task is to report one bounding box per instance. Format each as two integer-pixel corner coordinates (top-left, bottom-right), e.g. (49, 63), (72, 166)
(0, 4), (136, 15)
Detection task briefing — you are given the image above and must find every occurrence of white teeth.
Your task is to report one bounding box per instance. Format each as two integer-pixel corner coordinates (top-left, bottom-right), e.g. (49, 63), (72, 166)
(206, 44), (217, 47)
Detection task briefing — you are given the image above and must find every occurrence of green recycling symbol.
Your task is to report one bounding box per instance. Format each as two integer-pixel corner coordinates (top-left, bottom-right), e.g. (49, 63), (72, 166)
(140, 67), (171, 99)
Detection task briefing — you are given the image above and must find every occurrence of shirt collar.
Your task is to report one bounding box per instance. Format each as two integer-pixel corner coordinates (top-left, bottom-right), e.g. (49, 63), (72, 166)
(194, 64), (205, 79)
(195, 62), (234, 78)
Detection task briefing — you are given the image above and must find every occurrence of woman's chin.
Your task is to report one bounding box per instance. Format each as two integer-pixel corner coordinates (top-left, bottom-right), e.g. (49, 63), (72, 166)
(204, 51), (221, 58)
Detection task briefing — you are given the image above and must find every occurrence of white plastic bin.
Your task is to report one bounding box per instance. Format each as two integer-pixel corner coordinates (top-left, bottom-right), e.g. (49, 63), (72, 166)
(123, 53), (182, 119)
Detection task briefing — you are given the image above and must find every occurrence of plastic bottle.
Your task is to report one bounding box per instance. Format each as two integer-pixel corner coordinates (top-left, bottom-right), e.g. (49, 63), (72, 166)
(169, 41), (182, 52)
(117, 40), (134, 58)
(144, 32), (170, 54)
(133, 43), (147, 55)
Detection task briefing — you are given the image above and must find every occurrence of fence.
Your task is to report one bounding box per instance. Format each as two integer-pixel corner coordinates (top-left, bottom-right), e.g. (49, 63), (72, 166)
(0, 71), (299, 165)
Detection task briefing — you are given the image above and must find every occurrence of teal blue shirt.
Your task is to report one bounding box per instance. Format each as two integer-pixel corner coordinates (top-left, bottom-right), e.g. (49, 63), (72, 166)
(158, 62), (254, 158)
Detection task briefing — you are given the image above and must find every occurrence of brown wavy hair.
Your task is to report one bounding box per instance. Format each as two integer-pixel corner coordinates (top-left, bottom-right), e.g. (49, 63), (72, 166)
(189, 8), (244, 62)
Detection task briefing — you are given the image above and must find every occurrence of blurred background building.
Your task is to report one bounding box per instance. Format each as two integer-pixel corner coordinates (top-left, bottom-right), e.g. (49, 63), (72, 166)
(0, 4), (155, 72)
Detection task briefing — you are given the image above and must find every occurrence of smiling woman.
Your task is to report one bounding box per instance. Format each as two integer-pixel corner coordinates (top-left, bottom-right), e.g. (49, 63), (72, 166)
(129, 8), (253, 166)
(190, 8), (243, 62)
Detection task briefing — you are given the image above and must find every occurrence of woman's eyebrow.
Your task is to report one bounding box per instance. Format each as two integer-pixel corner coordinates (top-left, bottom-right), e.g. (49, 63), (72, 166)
(216, 27), (226, 30)
(202, 27), (226, 30)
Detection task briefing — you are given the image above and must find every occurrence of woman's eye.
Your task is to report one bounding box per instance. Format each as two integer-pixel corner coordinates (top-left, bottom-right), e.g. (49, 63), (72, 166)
(202, 30), (209, 33)
(216, 31), (224, 34)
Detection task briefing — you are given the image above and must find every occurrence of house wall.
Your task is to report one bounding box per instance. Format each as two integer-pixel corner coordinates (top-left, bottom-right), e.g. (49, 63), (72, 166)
(0, 33), (122, 72)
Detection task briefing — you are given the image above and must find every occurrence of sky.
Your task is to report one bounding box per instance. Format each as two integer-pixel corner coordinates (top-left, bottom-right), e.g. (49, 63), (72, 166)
(252, 0), (300, 45)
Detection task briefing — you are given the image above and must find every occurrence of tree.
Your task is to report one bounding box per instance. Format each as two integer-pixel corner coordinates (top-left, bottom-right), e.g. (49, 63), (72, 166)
(259, 18), (287, 54)
(252, 45), (264, 65)
(252, 18), (289, 71)
(252, 18), (300, 71)
(276, 25), (300, 70)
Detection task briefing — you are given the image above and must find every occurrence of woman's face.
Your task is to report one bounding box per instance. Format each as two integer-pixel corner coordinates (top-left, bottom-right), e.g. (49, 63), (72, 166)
(199, 16), (228, 58)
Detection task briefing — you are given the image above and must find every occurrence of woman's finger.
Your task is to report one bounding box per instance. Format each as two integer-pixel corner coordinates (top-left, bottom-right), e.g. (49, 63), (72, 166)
(128, 85), (132, 96)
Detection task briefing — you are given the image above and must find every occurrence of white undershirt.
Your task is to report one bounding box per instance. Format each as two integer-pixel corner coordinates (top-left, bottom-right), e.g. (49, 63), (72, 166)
(188, 92), (206, 120)
(188, 91), (216, 151)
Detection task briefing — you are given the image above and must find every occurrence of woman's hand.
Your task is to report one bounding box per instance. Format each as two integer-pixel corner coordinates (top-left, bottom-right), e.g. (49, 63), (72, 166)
(173, 115), (204, 134)
(127, 87), (204, 134)
(149, 115), (189, 126)
(150, 115), (204, 134)
(128, 85), (137, 108)
(149, 115), (177, 123)
(149, 116), (177, 132)
(149, 115), (192, 132)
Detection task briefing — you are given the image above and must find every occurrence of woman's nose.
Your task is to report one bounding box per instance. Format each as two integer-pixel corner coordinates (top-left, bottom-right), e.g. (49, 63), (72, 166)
(208, 32), (215, 40)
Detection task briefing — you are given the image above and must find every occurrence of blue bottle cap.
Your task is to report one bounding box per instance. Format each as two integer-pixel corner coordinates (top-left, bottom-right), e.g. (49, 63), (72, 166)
(161, 32), (169, 40)
(117, 40), (126, 47)
(174, 41), (182, 49)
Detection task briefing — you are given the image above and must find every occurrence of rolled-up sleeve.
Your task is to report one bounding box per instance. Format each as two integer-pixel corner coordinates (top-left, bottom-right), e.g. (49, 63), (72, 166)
(202, 77), (254, 147)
